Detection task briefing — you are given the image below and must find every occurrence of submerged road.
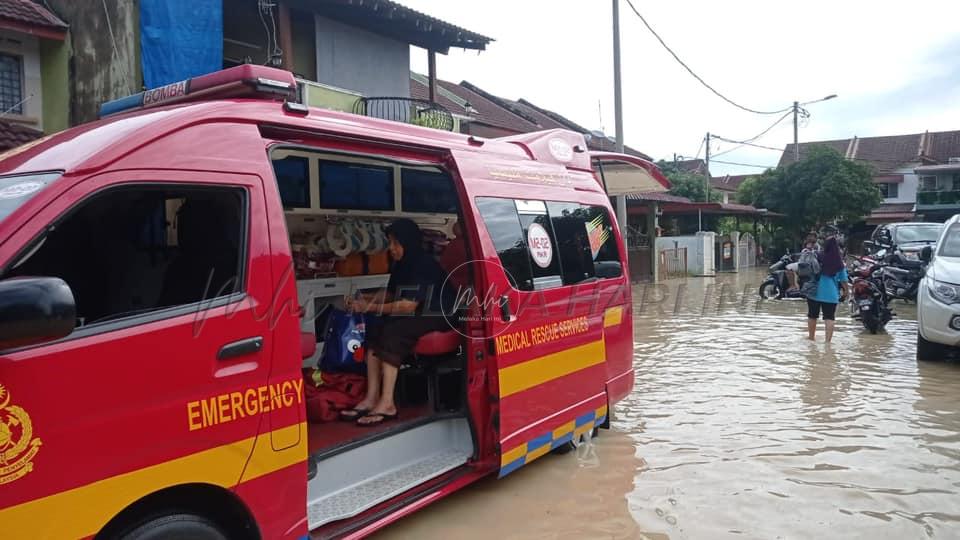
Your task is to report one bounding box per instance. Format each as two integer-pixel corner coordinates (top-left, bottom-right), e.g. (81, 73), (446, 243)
(379, 269), (960, 539)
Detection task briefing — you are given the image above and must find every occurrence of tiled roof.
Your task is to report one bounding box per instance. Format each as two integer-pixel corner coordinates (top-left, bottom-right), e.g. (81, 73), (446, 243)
(437, 80), (538, 134)
(710, 174), (755, 192)
(456, 82), (651, 159)
(0, 0), (67, 30)
(674, 158), (707, 175)
(0, 119), (42, 151)
(409, 76), (470, 117)
(780, 130), (960, 173)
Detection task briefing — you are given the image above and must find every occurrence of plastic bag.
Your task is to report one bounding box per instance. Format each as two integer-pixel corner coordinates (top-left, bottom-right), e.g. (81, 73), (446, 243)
(320, 309), (366, 372)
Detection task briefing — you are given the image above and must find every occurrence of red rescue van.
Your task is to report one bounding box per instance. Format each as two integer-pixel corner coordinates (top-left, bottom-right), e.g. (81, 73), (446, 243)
(0, 65), (664, 539)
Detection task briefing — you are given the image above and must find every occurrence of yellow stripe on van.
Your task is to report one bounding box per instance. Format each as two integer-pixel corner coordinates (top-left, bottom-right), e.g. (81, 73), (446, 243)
(603, 307), (623, 327)
(0, 422), (307, 540)
(498, 340), (606, 397)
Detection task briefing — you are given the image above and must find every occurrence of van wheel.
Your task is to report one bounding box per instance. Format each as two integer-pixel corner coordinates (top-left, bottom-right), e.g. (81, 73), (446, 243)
(118, 513), (228, 540)
(551, 427), (600, 455)
(917, 333), (944, 362)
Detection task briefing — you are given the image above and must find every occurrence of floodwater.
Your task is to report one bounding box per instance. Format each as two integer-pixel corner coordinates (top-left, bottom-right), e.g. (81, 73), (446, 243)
(379, 269), (960, 539)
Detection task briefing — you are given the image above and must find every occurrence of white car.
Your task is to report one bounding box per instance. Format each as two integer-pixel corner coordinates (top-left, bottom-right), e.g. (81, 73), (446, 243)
(917, 214), (960, 360)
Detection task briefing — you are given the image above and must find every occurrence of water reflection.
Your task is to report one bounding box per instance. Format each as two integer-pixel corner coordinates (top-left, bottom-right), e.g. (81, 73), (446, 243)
(379, 270), (960, 539)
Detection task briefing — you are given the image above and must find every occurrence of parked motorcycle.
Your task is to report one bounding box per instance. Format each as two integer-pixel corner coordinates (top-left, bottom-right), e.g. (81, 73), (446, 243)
(880, 247), (926, 302)
(759, 253), (810, 299)
(848, 262), (893, 333)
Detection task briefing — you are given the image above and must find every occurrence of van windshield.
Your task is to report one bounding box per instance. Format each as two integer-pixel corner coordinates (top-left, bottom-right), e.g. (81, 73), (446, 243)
(0, 173), (60, 223)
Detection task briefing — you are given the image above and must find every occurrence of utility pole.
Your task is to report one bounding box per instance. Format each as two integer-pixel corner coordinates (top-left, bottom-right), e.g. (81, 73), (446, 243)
(704, 132), (711, 202)
(612, 0), (627, 247)
(793, 100), (799, 162)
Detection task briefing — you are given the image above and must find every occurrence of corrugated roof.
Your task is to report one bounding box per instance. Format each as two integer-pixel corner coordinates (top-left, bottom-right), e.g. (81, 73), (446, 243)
(626, 192), (692, 203)
(308, 0), (491, 53)
(0, 0), (66, 30)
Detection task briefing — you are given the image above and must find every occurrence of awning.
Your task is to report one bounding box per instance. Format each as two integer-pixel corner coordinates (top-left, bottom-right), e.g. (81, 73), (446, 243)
(873, 174), (904, 184)
(591, 152), (670, 195)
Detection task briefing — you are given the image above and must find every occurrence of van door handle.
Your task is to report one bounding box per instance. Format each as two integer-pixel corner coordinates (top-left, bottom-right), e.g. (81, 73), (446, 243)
(218, 336), (263, 360)
(499, 295), (512, 322)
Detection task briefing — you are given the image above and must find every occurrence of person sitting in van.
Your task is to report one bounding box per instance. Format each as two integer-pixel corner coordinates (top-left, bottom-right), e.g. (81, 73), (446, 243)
(340, 218), (456, 426)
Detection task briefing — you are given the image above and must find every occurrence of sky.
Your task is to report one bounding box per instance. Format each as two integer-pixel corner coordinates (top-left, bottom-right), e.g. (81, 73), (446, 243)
(401, 0), (960, 176)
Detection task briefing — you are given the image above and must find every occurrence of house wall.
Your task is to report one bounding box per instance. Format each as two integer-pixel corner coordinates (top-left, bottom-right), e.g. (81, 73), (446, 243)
(656, 232), (716, 276)
(881, 164), (920, 204)
(46, 0), (141, 126)
(0, 30), (43, 128)
(314, 15), (409, 98)
(39, 37), (69, 133)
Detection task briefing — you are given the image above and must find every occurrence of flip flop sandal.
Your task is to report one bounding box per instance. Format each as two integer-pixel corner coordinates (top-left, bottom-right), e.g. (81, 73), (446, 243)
(356, 412), (398, 427)
(338, 408), (369, 421)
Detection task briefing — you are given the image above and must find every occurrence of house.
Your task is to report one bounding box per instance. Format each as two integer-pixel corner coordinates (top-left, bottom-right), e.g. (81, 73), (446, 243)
(42, 0), (492, 127)
(0, 0), (69, 146)
(781, 130), (960, 223)
(709, 174), (755, 204)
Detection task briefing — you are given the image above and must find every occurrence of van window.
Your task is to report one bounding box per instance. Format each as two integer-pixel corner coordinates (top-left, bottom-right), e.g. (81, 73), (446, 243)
(477, 197), (623, 291)
(273, 155), (310, 208)
(584, 205), (623, 278)
(319, 160), (393, 211)
(547, 202), (595, 284)
(475, 197), (534, 290)
(401, 168), (458, 213)
(0, 172), (60, 223)
(514, 200), (563, 289)
(5, 185), (246, 329)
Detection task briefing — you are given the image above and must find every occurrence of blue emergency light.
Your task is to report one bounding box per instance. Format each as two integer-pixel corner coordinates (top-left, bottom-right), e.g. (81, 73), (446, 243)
(98, 64), (298, 118)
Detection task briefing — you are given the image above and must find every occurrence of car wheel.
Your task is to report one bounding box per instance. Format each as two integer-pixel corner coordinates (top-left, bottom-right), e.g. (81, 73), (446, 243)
(118, 513), (229, 540)
(917, 333), (945, 362)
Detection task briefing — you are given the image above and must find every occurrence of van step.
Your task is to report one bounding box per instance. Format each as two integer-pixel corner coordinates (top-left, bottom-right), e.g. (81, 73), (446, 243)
(307, 447), (468, 527)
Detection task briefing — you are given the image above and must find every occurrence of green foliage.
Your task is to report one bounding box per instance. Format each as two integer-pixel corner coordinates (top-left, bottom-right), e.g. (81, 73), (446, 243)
(656, 161), (722, 202)
(738, 146), (880, 235)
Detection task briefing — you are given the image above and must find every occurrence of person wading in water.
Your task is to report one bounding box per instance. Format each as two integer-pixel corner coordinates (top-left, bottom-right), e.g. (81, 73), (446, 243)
(806, 235), (849, 342)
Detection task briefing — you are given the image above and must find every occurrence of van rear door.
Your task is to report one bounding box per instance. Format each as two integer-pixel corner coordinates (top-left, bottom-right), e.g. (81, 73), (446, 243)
(450, 151), (612, 477)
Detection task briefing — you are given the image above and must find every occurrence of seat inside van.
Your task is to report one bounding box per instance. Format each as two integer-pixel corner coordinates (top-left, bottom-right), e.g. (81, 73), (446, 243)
(269, 147), (475, 529)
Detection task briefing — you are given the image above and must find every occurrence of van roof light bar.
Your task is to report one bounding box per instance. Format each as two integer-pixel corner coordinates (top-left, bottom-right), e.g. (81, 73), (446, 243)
(99, 64), (299, 118)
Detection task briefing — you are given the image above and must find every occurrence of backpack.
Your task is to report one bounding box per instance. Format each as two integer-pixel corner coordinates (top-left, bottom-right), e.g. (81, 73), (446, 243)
(796, 250), (821, 280)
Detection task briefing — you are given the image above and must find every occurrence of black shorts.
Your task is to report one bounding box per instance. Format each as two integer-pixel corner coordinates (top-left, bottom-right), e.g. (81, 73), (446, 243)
(806, 299), (837, 321)
(365, 315), (451, 367)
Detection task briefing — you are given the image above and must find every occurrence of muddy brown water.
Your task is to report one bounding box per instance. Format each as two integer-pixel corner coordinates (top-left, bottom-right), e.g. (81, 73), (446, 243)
(378, 270), (960, 539)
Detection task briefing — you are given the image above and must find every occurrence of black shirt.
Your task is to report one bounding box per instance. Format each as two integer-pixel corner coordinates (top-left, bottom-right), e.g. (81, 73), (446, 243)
(387, 250), (456, 316)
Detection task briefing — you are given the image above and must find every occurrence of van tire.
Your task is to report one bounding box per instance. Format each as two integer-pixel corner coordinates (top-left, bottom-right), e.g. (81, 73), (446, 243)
(118, 513), (228, 540)
(917, 333), (944, 362)
(551, 427), (600, 455)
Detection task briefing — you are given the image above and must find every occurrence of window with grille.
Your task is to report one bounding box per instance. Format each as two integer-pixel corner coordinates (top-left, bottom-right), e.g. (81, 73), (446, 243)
(0, 54), (23, 115)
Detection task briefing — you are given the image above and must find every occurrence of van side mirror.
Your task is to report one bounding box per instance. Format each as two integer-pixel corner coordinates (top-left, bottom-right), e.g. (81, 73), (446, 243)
(878, 229), (892, 246)
(863, 240), (876, 254)
(595, 261), (623, 279)
(920, 245), (933, 263)
(0, 277), (76, 351)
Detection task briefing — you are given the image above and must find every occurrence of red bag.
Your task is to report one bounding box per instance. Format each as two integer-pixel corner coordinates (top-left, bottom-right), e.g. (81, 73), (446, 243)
(303, 370), (367, 423)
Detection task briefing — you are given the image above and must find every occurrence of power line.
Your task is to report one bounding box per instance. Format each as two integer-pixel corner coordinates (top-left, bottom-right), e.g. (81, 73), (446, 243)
(623, 0), (792, 116)
(710, 110), (793, 158)
(712, 137), (783, 152)
(710, 159), (774, 169)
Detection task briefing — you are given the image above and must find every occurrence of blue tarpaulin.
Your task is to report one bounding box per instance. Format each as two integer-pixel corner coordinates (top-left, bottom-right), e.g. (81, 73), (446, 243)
(140, 0), (222, 88)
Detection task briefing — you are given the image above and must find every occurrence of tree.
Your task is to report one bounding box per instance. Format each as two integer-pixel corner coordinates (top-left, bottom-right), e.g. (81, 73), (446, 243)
(739, 146), (880, 236)
(656, 161), (722, 202)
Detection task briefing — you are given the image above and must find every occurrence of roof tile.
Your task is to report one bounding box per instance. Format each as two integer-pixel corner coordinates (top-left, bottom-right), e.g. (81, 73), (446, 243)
(0, 0), (66, 30)
(0, 119), (43, 151)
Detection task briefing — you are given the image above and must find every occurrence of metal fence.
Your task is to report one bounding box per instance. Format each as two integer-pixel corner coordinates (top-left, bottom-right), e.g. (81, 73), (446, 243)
(659, 247), (688, 280)
(353, 97), (455, 131)
(738, 233), (757, 268)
